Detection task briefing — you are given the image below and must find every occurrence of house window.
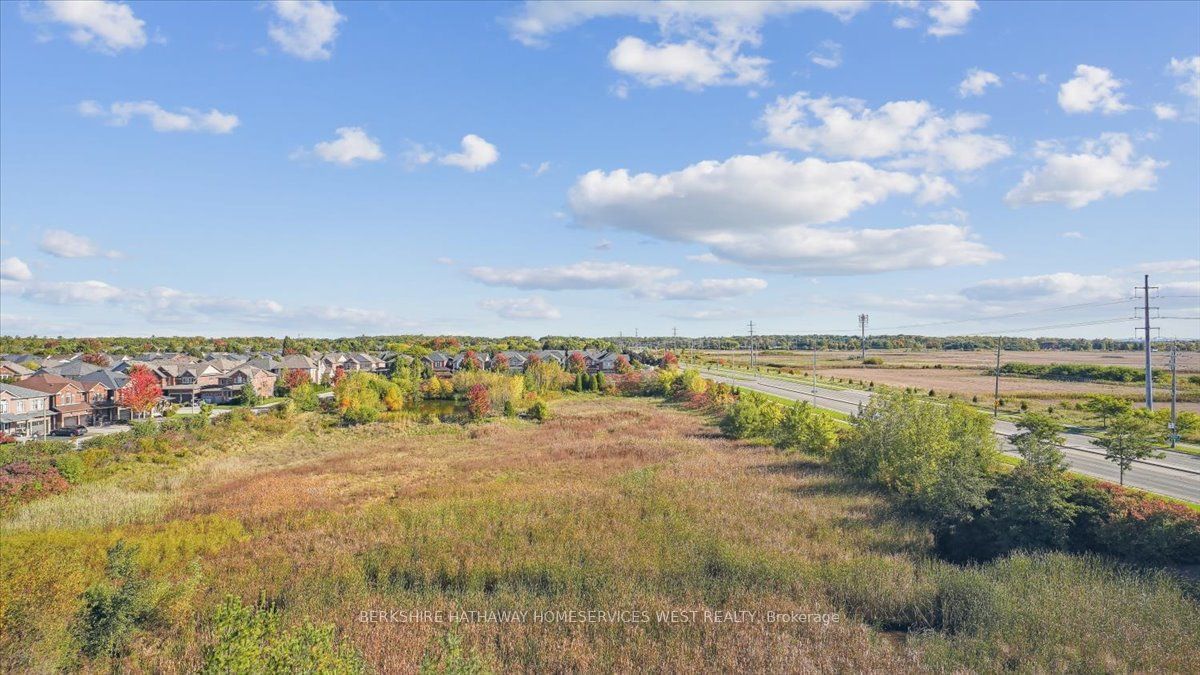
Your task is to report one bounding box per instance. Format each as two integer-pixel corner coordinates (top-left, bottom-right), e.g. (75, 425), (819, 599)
(15, 401), (24, 414)
(34, 399), (43, 411)
(0, 400), (7, 413)
(62, 393), (73, 404)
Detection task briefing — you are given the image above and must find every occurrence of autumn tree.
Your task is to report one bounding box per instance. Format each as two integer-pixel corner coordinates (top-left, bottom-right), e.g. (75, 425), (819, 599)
(461, 350), (482, 371)
(467, 384), (491, 419)
(490, 353), (510, 372)
(120, 365), (162, 418)
(283, 368), (310, 391)
(567, 352), (587, 374)
(81, 352), (110, 367)
(615, 355), (633, 375)
(662, 351), (679, 369)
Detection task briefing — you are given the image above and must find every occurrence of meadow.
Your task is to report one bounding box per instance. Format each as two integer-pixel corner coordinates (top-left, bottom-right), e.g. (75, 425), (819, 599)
(2, 397), (1199, 672)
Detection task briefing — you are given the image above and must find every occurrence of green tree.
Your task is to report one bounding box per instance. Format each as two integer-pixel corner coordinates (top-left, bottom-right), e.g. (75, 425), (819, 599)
(775, 401), (838, 455)
(1097, 410), (1164, 485)
(1010, 412), (1067, 473)
(1084, 394), (1132, 428)
(721, 391), (782, 439)
(239, 383), (261, 407)
(75, 541), (164, 659)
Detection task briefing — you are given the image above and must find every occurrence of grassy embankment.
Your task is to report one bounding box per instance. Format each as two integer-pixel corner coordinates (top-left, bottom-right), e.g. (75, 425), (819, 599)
(2, 398), (1198, 672)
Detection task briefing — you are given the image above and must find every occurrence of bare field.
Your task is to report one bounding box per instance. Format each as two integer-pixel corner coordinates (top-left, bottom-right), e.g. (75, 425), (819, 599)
(712, 349), (1200, 372)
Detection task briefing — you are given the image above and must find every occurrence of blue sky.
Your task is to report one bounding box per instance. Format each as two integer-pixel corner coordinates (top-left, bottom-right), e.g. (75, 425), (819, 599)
(1, 0), (1197, 339)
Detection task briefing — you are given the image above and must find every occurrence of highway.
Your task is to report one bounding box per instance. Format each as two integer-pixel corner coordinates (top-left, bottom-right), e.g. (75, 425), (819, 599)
(699, 367), (1200, 504)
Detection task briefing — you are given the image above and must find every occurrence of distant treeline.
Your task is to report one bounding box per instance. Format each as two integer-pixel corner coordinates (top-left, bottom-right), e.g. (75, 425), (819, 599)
(998, 362), (1152, 383)
(626, 334), (1200, 352)
(2, 333), (1196, 358)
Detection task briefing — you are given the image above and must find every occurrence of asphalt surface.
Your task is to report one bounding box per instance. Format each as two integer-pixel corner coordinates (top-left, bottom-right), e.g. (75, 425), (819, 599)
(700, 367), (1200, 504)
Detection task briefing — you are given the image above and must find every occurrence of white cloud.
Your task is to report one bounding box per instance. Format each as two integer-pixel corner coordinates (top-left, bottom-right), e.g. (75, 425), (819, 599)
(535, 161), (551, 176)
(1153, 103), (1180, 120)
(0, 257), (33, 281)
(608, 36), (768, 88)
(926, 0), (978, 37)
(686, 252), (720, 263)
(78, 100), (239, 134)
(300, 127), (384, 166)
(2, 279), (124, 305)
(809, 40), (842, 69)
(439, 134), (499, 172)
(1168, 56), (1200, 101)
(761, 93), (1011, 172)
(1005, 133), (1164, 208)
(1061, 231), (1084, 239)
(24, 0), (147, 54)
(39, 230), (121, 259)
(509, 1), (866, 90)
(568, 154), (999, 274)
(435, 257), (455, 266)
(1058, 65), (1132, 115)
(633, 277), (767, 300)
(663, 307), (745, 321)
(479, 296), (562, 320)
(468, 261), (677, 290)
(268, 0), (344, 60)
(1, 277), (398, 330)
(958, 68), (1000, 97)
(1126, 259), (1200, 277)
(962, 273), (1126, 303)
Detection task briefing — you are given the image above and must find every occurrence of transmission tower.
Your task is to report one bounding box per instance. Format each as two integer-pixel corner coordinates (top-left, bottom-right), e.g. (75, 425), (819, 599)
(1135, 275), (1159, 409)
(858, 313), (869, 367)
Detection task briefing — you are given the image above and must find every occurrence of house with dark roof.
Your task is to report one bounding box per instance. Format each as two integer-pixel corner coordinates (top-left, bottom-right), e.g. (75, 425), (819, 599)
(77, 369), (133, 424)
(0, 361), (33, 380)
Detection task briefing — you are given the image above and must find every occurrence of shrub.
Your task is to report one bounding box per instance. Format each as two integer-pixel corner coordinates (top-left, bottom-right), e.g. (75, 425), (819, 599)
(419, 630), (488, 675)
(528, 399), (549, 421)
(202, 595), (364, 674)
(720, 391), (782, 440)
(54, 452), (86, 484)
(467, 384), (491, 419)
(0, 461), (71, 508)
(863, 357), (883, 365)
(75, 541), (165, 659)
(775, 401), (838, 455)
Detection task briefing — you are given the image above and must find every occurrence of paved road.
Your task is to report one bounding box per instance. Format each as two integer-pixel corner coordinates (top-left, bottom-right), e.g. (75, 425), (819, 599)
(700, 368), (1200, 504)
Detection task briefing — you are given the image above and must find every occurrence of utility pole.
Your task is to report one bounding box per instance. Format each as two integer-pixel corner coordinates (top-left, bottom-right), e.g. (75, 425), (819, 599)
(993, 337), (1001, 418)
(1169, 339), (1178, 447)
(672, 326), (678, 356)
(858, 313), (869, 367)
(748, 320), (756, 369)
(812, 347), (818, 404)
(1136, 275), (1158, 410)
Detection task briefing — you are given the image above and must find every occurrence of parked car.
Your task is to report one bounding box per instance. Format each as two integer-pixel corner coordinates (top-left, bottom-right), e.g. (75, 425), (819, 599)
(50, 426), (87, 437)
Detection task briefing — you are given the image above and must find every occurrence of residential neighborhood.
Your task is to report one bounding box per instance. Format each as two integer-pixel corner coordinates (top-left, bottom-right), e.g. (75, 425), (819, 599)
(0, 347), (631, 440)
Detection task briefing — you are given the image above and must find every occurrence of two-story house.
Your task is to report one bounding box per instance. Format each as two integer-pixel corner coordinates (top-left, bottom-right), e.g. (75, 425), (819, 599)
(76, 370), (133, 424)
(18, 373), (93, 429)
(0, 382), (53, 439)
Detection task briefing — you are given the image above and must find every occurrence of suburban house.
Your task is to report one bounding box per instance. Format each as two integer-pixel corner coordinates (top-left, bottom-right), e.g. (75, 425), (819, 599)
(77, 369), (132, 424)
(155, 363), (224, 404)
(247, 354), (320, 384)
(39, 359), (105, 379)
(421, 352), (453, 376)
(18, 373), (94, 429)
(0, 361), (33, 380)
(0, 382), (53, 439)
(200, 365), (277, 403)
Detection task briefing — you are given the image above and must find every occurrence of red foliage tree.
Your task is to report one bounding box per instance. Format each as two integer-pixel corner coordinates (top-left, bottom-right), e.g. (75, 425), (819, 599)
(282, 347), (299, 356)
(615, 355), (633, 374)
(332, 366), (347, 387)
(662, 351), (679, 368)
(490, 353), (509, 372)
(568, 352), (587, 374)
(284, 368), (310, 390)
(120, 365), (162, 417)
(526, 354), (542, 367)
(467, 384), (491, 419)
(81, 352), (110, 367)
(461, 350), (482, 371)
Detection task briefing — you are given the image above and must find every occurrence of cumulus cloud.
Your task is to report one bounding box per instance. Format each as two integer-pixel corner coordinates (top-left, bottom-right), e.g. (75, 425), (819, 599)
(632, 277), (767, 300)
(268, 0), (344, 60)
(808, 40), (842, 69)
(39, 230), (121, 259)
(1005, 133), (1164, 208)
(508, 1), (865, 90)
(926, 0), (978, 37)
(607, 36), (768, 88)
(761, 93), (1011, 173)
(468, 261), (677, 290)
(296, 127), (384, 166)
(1153, 103), (1180, 120)
(0, 257), (33, 281)
(78, 100), (239, 134)
(568, 154), (999, 275)
(1168, 56), (1200, 100)
(23, 0), (148, 54)
(958, 68), (1000, 97)
(439, 134), (499, 172)
(2, 279), (124, 305)
(479, 296), (561, 320)
(1058, 65), (1132, 115)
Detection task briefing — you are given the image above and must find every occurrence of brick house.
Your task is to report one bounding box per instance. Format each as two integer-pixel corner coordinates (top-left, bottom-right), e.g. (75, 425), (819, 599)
(0, 382), (53, 439)
(18, 373), (94, 429)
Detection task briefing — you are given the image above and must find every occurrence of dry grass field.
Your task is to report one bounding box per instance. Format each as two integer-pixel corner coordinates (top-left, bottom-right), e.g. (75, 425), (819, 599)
(3, 398), (1198, 672)
(701, 350), (1200, 413)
